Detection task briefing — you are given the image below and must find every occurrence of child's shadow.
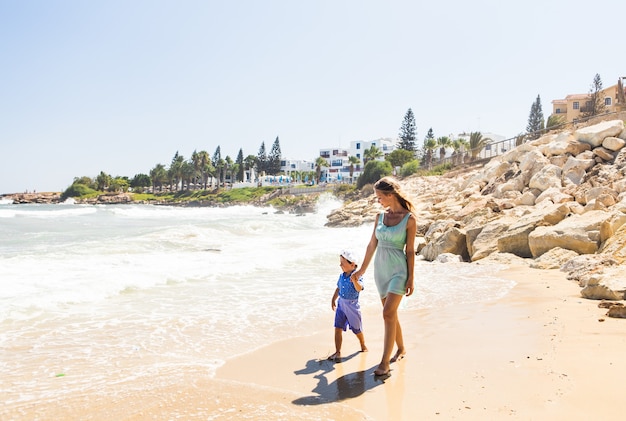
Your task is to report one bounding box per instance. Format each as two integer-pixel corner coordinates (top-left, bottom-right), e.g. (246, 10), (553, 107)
(292, 353), (389, 406)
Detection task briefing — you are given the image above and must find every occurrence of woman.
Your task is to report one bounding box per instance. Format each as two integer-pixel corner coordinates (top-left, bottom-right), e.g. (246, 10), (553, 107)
(351, 176), (416, 376)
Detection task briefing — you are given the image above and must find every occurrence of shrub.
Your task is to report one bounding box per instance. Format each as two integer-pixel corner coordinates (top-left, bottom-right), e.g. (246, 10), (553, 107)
(400, 159), (421, 177)
(357, 161), (392, 189)
(61, 183), (98, 200)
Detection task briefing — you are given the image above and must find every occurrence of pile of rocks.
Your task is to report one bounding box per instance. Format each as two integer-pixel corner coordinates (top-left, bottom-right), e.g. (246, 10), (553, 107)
(327, 119), (626, 305)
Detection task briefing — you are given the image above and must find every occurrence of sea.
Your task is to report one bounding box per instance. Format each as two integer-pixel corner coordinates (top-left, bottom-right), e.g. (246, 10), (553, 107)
(0, 195), (515, 412)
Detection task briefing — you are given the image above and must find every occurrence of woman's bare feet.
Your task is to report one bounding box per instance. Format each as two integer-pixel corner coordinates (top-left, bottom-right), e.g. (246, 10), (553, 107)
(374, 363), (390, 376)
(361, 345), (368, 352)
(390, 349), (406, 363)
(328, 352), (341, 362)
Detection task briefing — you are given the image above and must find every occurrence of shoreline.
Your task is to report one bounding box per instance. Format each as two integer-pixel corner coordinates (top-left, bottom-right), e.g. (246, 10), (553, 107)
(3, 265), (626, 420)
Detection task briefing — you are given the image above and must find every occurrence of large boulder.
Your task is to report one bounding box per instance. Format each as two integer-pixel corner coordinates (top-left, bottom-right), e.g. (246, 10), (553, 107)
(420, 226), (468, 262)
(574, 120), (625, 147)
(528, 210), (615, 257)
(539, 132), (591, 157)
(528, 164), (562, 192)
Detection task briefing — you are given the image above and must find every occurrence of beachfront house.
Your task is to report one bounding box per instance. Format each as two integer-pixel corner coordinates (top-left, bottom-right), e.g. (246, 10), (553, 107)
(550, 77), (626, 124)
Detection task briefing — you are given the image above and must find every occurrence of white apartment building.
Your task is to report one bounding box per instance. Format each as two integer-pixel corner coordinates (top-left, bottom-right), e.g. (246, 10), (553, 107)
(319, 137), (397, 183)
(279, 158), (316, 182)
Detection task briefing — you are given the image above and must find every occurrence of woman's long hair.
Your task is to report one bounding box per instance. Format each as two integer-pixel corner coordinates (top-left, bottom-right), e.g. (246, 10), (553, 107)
(374, 176), (415, 213)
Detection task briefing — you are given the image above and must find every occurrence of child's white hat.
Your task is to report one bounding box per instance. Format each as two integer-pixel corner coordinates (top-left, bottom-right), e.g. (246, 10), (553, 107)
(340, 249), (359, 265)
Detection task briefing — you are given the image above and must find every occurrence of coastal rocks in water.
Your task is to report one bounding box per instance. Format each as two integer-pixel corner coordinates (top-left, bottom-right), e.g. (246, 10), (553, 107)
(3, 192), (61, 204)
(324, 196), (380, 227)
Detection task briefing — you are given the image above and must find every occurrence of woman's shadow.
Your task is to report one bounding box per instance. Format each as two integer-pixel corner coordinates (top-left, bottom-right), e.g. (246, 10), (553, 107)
(292, 352), (389, 406)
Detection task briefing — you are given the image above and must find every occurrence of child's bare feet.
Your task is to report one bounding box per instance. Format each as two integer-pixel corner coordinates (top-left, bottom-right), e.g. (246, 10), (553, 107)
(390, 349), (406, 363)
(361, 346), (368, 352)
(328, 352), (341, 362)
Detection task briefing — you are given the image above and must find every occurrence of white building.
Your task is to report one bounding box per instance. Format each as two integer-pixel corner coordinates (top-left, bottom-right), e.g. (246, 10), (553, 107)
(318, 137), (398, 183)
(279, 158), (316, 183)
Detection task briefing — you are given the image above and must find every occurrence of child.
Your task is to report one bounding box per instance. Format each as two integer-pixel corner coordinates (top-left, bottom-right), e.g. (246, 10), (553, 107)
(329, 249), (368, 362)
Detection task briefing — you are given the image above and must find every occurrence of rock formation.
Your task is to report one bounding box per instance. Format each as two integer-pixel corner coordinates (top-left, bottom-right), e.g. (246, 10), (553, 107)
(326, 119), (626, 309)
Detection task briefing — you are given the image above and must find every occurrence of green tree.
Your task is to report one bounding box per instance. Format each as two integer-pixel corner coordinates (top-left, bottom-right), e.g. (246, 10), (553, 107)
(526, 95), (545, 140)
(582, 73), (606, 118)
(451, 139), (464, 165)
(257, 142), (268, 176)
(73, 176), (96, 189)
(424, 128), (435, 143)
(400, 160), (420, 177)
(385, 149), (414, 168)
(422, 138), (437, 169)
(181, 161), (195, 190)
(224, 156), (234, 185)
(194, 150), (212, 189)
(109, 176), (129, 193)
(436, 136), (451, 162)
(130, 173), (151, 191)
(468, 132), (492, 160)
(95, 171), (111, 191)
(169, 152), (185, 191)
(356, 160), (392, 189)
(236, 149), (245, 182)
(212, 146), (222, 187)
(244, 154), (257, 182)
(190, 150), (208, 190)
(363, 145), (383, 165)
(267, 137), (282, 175)
(315, 156), (328, 183)
(546, 114), (565, 131)
(398, 108), (417, 151)
(348, 155), (360, 184)
(150, 164), (168, 192)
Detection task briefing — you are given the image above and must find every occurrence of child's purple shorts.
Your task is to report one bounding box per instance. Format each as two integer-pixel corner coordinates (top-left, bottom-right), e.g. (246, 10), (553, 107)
(334, 297), (363, 334)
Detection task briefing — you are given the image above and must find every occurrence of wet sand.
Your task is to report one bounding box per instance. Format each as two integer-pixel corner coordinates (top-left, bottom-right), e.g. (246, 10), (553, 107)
(3, 266), (625, 420)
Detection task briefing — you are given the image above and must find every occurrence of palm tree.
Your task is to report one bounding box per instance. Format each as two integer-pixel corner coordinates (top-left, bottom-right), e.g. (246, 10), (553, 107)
(95, 171), (111, 191)
(450, 140), (462, 165)
(169, 152), (185, 191)
(215, 158), (225, 188)
(191, 150), (211, 190)
(150, 164), (168, 192)
(423, 138), (437, 169)
(224, 156), (234, 186)
(436, 136), (451, 162)
(244, 155), (257, 183)
(181, 161), (195, 190)
(348, 155), (360, 184)
(315, 156), (328, 184)
(468, 132), (492, 161)
(363, 145), (383, 165)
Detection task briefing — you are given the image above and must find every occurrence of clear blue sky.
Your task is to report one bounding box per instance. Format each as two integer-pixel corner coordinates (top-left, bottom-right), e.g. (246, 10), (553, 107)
(0, 0), (622, 194)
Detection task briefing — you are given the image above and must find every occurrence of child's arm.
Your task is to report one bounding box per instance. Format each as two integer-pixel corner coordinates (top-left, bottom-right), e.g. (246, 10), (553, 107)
(331, 287), (339, 310)
(351, 275), (363, 292)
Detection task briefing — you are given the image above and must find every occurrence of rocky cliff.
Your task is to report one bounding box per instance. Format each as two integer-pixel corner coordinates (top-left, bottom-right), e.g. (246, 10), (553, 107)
(327, 119), (626, 306)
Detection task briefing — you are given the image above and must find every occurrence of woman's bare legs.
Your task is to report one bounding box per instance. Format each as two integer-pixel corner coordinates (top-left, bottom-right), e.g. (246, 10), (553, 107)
(375, 293), (404, 376)
(390, 321), (406, 363)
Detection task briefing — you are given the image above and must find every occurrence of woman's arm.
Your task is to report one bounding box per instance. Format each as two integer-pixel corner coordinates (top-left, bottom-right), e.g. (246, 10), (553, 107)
(351, 218), (378, 282)
(404, 214), (417, 296)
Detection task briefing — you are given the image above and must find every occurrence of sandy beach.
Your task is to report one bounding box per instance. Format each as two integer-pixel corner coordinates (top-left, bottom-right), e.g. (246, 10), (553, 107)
(215, 265), (626, 420)
(5, 264), (625, 420)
